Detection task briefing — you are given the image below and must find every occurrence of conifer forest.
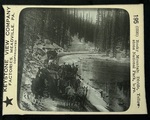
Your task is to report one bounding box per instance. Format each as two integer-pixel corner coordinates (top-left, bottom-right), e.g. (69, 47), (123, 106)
(18, 8), (130, 112)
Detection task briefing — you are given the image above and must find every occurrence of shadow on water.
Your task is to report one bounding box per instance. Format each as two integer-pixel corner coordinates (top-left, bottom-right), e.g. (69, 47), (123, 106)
(81, 59), (130, 112)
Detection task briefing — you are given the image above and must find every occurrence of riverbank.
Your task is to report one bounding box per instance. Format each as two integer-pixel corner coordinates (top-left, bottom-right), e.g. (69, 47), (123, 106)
(58, 53), (130, 112)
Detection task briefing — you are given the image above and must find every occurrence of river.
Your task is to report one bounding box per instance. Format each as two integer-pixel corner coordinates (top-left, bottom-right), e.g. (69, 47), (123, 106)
(59, 53), (130, 112)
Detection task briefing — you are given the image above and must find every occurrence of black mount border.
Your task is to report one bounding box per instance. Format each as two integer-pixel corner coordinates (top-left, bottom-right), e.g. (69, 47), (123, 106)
(0, 0), (149, 120)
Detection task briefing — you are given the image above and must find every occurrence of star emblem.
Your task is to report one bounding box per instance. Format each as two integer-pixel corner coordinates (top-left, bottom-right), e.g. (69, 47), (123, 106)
(3, 97), (13, 107)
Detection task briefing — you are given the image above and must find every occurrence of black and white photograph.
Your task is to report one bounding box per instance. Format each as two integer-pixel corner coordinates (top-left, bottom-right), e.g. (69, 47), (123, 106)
(17, 8), (130, 112)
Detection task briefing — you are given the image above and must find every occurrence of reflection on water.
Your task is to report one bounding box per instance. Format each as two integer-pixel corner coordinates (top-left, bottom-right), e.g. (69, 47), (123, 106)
(80, 59), (130, 111)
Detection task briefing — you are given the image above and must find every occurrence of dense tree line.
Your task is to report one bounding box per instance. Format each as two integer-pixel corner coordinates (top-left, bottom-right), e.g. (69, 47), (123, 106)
(94, 9), (130, 57)
(19, 8), (129, 55)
